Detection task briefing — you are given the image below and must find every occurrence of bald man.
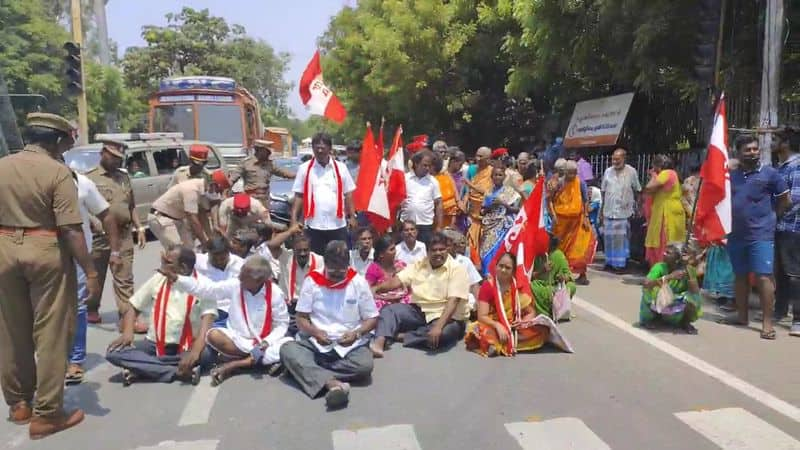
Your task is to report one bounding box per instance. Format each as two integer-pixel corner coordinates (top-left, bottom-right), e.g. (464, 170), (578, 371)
(600, 147), (642, 272)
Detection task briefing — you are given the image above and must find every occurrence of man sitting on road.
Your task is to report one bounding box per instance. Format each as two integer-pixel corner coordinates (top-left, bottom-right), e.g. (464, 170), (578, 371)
(163, 255), (292, 386)
(218, 192), (270, 239)
(395, 220), (427, 266)
(279, 241), (378, 409)
(195, 236), (245, 327)
(442, 229), (483, 313)
(106, 246), (217, 385)
(370, 232), (470, 357)
(268, 226), (324, 331)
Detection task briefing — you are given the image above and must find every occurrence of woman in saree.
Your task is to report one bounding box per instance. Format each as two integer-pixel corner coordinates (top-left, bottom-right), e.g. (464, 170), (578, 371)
(550, 160), (596, 285)
(640, 244), (702, 334)
(466, 147), (495, 264)
(433, 153), (461, 230)
(465, 253), (549, 357)
(531, 234), (577, 318)
(364, 235), (410, 310)
(518, 161), (540, 199)
(478, 163), (521, 276)
(644, 155), (687, 266)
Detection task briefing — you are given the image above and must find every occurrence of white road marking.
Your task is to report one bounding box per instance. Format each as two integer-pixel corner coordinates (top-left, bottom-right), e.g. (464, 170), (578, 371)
(133, 439), (219, 450)
(177, 382), (220, 427)
(505, 418), (611, 450)
(332, 424), (423, 450)
(572, 297), (800, 424)
(675, 407), (800, 449)
(3, 428), (28, 448)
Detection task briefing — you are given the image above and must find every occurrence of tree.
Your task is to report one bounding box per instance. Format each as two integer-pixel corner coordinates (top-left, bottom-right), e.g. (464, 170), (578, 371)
(84, 63), (147, 136)
(121, 8), (291, 115)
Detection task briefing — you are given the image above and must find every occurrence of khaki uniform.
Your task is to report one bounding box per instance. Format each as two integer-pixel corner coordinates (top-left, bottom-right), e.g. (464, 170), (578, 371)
(217, 195), (268, 238)
(229, 157), (294, 208)
(85, 166), (135, 313)
(147, 179), (204, 249)
(0, 145), (81, 416)
(168, 166), (215, 238)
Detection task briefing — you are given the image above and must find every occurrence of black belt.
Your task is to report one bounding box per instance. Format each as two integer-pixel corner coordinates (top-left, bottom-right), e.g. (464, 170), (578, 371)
(150, 208), (180, 221)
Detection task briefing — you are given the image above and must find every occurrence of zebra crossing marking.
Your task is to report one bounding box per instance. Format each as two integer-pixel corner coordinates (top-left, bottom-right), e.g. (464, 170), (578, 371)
(675, 407), (800, 450)
(505, 418), (611, 450)
(133, 439), (220, 450)
(178, 382), (220, 426)
(332, 424), (423, 450)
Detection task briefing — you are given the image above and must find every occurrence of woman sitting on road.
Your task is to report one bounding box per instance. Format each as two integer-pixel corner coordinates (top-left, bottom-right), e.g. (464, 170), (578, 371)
(639, 243), (702, 334)
(364, 235), (410, 310)
(530, 234), (576, 318)
(465, 253), (549, 357)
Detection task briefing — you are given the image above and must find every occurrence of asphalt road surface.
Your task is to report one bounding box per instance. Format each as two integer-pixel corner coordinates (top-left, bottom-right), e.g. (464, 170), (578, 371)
(1, 242), (798, 450)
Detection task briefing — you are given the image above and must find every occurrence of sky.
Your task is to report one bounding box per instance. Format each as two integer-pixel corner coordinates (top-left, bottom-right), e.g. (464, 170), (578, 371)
(106, 0), (347, 119)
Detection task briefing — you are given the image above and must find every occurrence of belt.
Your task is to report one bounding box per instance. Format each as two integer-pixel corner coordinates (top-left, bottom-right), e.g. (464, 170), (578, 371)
(0, 226), (58, 237)
(150, 209), (180, 221)
(245, 188), (269, 197)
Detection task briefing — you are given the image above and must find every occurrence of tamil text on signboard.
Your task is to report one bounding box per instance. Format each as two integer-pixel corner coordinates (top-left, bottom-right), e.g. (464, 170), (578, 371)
(564, 92), (635, 148)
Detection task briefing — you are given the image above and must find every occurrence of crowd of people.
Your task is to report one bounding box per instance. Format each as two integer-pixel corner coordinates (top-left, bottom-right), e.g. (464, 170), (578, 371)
(0, 111), (797, 439)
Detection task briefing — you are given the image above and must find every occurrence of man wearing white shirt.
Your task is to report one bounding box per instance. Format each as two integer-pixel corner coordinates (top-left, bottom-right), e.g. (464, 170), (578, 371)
(349, 227), (375, 276)
(279, 241), (378, 410)
(395, 220), (427, 266)
(291, 133), (357, 255)
(443, 229), (483, 312)
(66, 172), (121, 384)
(401, 150), (443, 245)
(194, 236), (245, 327)
(171, 256), (292, 386)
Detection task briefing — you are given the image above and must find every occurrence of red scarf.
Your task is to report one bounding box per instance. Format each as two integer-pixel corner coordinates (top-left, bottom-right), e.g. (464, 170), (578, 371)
(491, 277), (520, 355)
(239, 282), (273, 344)
(153, 271), (197, 357)
(308, 268), (357, 290)
(289, 253), (317, 301)
(303, 158), (344, 219)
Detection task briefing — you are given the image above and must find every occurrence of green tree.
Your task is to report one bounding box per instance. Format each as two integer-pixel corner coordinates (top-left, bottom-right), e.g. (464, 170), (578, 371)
(84, 62), (147, 136)
(121, 7), (291, 114)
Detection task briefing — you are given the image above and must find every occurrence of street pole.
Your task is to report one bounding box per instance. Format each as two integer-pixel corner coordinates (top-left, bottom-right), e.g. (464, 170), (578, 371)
(758, 0), (785, 166)
(70, 0), (89, 144)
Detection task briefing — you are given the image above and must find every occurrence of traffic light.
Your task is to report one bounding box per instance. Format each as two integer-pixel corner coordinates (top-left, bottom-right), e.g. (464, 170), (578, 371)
(693, 0), (721, 86)
(63, 42), (83, 96)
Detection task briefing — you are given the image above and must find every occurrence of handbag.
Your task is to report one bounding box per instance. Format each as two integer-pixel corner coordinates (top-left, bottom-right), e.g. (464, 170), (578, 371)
(552, 282), (571, 321)
(653, 277), (674, 314)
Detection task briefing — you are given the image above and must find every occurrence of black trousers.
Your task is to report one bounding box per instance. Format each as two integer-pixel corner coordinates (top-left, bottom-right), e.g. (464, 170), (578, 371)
(306, 227), (348, 255)
(375, 303), (465, 350)
(775, 231), (800, 321)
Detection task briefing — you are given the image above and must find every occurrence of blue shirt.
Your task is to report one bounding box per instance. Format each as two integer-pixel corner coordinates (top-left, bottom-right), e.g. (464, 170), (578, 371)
(777, 154), (800, 233)
(730, 165), (788, 241)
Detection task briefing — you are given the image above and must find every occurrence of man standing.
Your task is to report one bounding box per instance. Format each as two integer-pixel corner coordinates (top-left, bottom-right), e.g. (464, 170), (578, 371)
(401, 150), (443, 245)
(774, 129), (800, 336)
(217, 193), (269, 238)
(0, 113), (100, 438)
(722, 135), (790, 340)
(291, 133), (357, 255)
(600, 147), (642, 272)
(168, 144), (210, 188)
(229, 139), (296, 208)
(344, 141), (361, 181)
(85, 139), (147, 326)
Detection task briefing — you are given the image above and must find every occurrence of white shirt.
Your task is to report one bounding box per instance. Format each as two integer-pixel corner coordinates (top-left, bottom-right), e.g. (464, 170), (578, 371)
(401, 173), (442, 225)
(349, 248), (374, 276)
(292, 159), (356, 230)
(395, 241), (427, 266)
(454, 254), (483, 285)
(254, 243), (281, 281)
(194, 253), (245, 312)
(175, 276), (289, 348)
(75, 173), (109, 249)
(296, 272), (379, 357)
(277, 249), (324, 302)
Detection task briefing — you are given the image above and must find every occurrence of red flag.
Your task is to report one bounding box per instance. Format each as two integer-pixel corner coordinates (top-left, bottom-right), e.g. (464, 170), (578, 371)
(299, 50), (347, 124)
(377, 118), (385, 156)
(353, 123), (392, 233)
(386, 126), (406, 221)
(693, 94), (732, 244)
(488, 176), (549, 289)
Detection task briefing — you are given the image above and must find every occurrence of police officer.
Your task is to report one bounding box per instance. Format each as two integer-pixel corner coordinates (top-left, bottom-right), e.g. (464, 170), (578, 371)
(85, 139), (147, 330)
(0, 113), (99, 438)
(168, 144), (211, 188)
(229, 139), (295, 209)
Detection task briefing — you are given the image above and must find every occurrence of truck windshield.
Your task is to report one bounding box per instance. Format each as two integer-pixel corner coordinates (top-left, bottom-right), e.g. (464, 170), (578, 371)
(153, 105), (196, 139)
(197, 104), (244, 145)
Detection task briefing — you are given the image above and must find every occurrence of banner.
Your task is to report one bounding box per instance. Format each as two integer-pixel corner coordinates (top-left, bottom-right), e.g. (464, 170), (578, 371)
(564, 92), (634, 148)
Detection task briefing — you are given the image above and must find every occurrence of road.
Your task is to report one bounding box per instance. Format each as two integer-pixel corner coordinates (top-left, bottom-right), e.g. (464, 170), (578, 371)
(1, 243), (798, 450)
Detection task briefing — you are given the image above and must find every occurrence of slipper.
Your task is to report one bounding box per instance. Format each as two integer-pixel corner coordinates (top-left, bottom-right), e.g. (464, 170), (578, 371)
(325, 383), (350, 409)
(267, 362), (284, 377)
(122, 369), (134, 387)
(760, 330), (777, 340)
(191, 367), (201, 386)
(210, 367), (229, 387)
(65, 367), (84, 385)
(716, 317), (748, 326)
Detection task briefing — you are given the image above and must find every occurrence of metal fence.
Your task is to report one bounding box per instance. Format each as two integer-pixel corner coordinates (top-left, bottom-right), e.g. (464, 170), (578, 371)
(586, 150), (703, 184)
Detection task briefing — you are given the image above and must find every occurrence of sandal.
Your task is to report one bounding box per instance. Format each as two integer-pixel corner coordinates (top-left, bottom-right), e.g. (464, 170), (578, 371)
(210, 367), (228, 387)
(760, 330), (777, 340)
(122, 369), (134, 387)
(65, 365), (84, 385)
(191, 367), (201, 386)
(716, 317), (748, 326)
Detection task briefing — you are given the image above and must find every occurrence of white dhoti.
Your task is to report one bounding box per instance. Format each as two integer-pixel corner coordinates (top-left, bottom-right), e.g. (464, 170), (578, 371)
(207, 328), (291, 365)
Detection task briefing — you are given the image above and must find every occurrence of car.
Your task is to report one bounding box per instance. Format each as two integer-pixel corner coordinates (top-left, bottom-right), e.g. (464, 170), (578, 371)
(63, 133), (228, 225)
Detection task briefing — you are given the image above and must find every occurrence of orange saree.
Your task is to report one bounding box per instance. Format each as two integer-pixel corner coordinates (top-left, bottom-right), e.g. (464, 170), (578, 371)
(551, 177), (596, 273)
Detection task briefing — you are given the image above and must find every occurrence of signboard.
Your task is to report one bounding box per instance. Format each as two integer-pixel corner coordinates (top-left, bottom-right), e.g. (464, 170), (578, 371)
(564, 92), (634, 148)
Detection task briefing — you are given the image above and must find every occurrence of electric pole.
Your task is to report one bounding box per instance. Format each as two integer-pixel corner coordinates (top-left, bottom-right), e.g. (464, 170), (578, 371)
(758, 0), (785, 165)
(70, 0), (89, 144)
